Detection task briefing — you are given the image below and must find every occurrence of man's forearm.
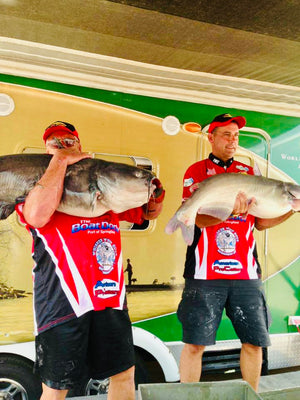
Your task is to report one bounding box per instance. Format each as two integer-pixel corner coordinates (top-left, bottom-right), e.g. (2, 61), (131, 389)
(255, 210), (296, 231)
(23, 155), (68, 227)
(195, 214), (223, 228)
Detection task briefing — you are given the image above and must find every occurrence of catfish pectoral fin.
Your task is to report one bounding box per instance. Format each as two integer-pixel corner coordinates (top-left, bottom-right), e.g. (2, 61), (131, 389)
(96, 191), (103, 200)
(91, 191), (103, 210)
(0, 202), (16, 220)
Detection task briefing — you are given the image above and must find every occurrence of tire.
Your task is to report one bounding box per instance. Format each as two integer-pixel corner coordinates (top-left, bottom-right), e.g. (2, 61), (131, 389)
(0, 355), (42, 400)
(134, 351), (149, 387)
(261, 347), (269, 376)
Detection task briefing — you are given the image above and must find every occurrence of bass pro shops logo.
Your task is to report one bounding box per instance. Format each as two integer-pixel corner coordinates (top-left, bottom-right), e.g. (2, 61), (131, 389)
(93, 279), (119, 299)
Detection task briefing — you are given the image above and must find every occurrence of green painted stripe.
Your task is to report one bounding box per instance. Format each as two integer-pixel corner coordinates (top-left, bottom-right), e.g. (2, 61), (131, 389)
(1, 73), (299, 139)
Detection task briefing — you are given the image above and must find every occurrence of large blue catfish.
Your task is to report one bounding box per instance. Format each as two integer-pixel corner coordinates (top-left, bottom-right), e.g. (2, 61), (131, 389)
(165, 172), (300, 245)
(0, 154), (155, 220)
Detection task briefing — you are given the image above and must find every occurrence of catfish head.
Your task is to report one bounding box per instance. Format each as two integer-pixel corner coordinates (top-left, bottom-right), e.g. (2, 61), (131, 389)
(93, 159), (156, 213)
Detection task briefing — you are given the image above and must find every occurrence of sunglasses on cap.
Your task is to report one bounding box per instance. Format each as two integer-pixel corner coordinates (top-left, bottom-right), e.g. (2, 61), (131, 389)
(46, 137), (79, 149)
(45, 121), (76, 132)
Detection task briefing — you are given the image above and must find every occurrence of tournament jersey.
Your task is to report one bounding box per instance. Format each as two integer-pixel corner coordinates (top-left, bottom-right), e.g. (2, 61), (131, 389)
(182, 153), (261, 280)
(16, 204), (144, 334)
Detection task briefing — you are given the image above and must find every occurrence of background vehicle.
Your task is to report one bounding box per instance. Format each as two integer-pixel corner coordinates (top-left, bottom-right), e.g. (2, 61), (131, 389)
(0, 38), (299, 398)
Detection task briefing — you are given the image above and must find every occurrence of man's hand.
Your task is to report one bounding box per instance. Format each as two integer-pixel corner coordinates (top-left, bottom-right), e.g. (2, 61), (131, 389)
(51, 149), (92, 166)
(151, 178), (165, 203)
(232, 191), (256, 216)
(142, 178), (165, 220)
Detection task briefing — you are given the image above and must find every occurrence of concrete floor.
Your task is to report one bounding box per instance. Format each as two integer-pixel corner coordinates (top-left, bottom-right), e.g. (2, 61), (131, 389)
(68, 370), (300, 399)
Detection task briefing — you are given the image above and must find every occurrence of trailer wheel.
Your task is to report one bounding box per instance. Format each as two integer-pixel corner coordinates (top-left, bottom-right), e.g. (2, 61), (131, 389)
(82, 377), (110, 396)
(0, 355), (42, 400)
(79, 350), (149, 396)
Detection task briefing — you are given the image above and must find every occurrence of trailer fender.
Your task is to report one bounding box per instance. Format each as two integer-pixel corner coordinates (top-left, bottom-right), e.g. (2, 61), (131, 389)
(0, 341), (35, 362)
(132, 326), (179, 382)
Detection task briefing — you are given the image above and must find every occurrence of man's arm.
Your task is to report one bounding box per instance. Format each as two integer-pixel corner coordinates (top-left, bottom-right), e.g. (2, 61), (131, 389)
(23, 151), (90, 228)
(195, 214), (223, 228)
(255, 210), (296, 231)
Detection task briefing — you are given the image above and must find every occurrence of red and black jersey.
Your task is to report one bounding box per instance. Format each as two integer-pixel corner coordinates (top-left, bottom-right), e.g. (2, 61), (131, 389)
(182, 153), (261, 280)
(16, 205), (144, 334)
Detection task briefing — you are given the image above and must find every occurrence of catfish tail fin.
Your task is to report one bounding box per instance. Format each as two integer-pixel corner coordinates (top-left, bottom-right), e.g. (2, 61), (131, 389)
(165, 215), (195, 246)
(165, 214), (181, 234)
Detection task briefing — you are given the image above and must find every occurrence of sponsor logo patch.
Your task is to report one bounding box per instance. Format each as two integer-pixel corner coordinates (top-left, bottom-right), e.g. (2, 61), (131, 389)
(211, 157), (220, 164)
(93, 279), (119, 298)
(236, 165), (249, 172)
(183, 177), (194, 187)
(72, 221), (119, 233)
(216, 227), (239, 255)
(207, 168), (216, 175)
(212, 259), (242, 275)
(93, 238), (117, 274)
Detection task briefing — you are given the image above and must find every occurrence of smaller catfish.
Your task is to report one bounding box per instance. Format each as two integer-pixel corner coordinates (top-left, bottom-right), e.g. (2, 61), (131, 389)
(0, 154), (156, 220)
(165, 173), (300, 245)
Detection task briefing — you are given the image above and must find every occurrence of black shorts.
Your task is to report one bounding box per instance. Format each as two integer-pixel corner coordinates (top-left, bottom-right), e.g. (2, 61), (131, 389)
(35, 308), (135, 390)
(177, 279), (271, 347)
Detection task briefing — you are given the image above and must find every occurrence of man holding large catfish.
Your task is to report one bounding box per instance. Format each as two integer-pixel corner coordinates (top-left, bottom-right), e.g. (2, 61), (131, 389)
(176, 113), (298, 392)
(16, 121), (165, 400)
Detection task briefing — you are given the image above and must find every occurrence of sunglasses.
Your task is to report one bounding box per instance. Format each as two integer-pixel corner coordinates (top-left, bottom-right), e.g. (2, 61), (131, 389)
(46, 137), (79, 149)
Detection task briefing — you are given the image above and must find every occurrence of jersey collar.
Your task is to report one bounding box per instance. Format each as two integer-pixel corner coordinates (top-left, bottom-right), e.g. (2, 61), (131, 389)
(209, 153), (234, 168)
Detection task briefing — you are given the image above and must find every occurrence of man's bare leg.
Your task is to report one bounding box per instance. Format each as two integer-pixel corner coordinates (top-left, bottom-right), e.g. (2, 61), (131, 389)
(40, 384), (68, 400)
(179, 343), (205, 382)
(240, 343), (262, 391)
(108, 366), (135, 400)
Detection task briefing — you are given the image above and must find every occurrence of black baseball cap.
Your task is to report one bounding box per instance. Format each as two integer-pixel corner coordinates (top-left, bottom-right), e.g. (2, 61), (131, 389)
(208, 113), (246, 133)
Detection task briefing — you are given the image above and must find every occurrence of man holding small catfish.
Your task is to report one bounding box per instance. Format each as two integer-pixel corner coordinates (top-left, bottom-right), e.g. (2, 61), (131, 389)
(176, 113), (298, 391)
(15, 121), (165, 400)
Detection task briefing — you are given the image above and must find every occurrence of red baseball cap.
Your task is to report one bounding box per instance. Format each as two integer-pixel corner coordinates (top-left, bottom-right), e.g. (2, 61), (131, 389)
(43, 121), (79, 142)
(208, 113), (246, 133)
